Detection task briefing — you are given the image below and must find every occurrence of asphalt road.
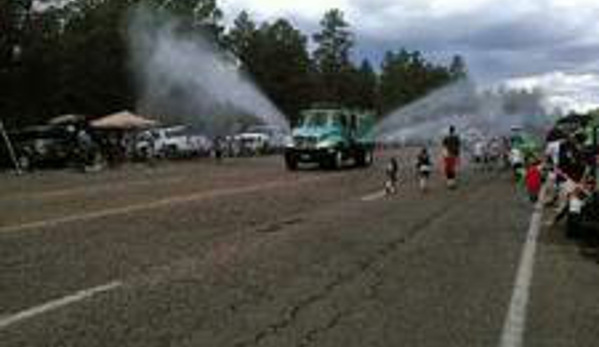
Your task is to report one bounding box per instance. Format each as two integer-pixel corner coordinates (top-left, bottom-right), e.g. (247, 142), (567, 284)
(1, 152), (598, 346)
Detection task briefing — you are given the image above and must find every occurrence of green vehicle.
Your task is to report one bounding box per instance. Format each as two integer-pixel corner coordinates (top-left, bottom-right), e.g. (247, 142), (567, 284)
(284, 107), (376, 170)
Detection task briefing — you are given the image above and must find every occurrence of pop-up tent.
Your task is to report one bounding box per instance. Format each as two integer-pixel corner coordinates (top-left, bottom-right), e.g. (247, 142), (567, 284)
(91, 111), (157, 130)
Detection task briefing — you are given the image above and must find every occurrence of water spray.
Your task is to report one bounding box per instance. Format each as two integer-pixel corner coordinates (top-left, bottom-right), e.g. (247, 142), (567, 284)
(372, 79), (553, 145)
(128, 5), (289, 137)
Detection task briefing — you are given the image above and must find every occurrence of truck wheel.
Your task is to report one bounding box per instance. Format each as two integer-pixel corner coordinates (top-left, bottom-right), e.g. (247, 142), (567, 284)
(285, 154), (298, 171)
(330, 151), (343, 170)
(366, 150), (374, 166)
(356, 150), (374, 167)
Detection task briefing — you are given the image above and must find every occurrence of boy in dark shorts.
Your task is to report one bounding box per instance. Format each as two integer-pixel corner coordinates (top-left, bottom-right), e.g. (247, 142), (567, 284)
(385, 157), (399, 194)
(416, 147), (432, 192)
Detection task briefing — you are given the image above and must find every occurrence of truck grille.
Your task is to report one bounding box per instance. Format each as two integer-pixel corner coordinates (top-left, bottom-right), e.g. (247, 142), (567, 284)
(294, 136), (317, 149)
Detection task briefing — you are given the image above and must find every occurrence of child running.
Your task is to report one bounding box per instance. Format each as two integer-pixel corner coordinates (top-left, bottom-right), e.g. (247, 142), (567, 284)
(385, 157), (399, 194)
(525, 158), (543, 203)
(416, 147), (432, 192)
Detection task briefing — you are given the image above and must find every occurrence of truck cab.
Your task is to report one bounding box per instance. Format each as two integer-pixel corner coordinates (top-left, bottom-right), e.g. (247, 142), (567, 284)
(284, 107), (375, 170)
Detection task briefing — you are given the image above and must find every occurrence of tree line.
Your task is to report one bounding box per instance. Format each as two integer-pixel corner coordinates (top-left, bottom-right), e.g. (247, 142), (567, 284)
(0, 0), (467, 128)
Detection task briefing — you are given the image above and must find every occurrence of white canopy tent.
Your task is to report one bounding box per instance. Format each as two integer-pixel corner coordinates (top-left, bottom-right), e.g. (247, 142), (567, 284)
(91, 111), (157, 130)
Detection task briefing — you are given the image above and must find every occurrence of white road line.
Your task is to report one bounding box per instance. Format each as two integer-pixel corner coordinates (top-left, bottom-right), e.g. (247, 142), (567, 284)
(1, 177), (185, 201)
(498, 189), (546, 347)
(0, 281), (122, 330)
(0, 177), (325, 234)
(361, 190), (386, 202)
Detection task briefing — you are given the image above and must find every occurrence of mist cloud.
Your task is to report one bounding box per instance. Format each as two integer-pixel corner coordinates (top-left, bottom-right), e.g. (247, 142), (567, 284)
(128, 5), (288, 136)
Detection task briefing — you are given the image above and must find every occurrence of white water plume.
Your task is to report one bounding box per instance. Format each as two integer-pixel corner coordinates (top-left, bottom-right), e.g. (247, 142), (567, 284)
(373, 79), (553, 144)
(128, 5), (288, 136)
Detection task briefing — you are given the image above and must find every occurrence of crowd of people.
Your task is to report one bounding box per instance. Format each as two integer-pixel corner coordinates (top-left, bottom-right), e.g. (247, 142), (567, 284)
(385, 125), (475, 194)
(385, 125), (462, 194)
(383, 119), (598, 216)
(541, 120), (597, 230)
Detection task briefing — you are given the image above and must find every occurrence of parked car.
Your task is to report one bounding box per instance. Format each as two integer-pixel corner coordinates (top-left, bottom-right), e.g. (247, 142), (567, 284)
(137, 126), (212, 159)
(235, 132), (269, 156)
(7, 124), (104, 171)
(9, 125), (75, 170)
(235, 125), (290, 155)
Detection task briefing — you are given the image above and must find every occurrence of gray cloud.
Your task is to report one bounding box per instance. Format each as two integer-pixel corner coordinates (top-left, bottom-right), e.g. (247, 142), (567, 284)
(223, 0), (599, 110)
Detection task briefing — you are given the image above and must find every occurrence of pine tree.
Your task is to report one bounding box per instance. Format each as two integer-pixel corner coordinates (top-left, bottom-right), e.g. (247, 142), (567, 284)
(312, 9), (354, 104)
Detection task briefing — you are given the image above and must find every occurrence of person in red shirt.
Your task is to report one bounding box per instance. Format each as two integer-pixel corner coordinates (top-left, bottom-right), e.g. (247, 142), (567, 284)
(525, 159), (543, 203)
(442, 126), (461, 189)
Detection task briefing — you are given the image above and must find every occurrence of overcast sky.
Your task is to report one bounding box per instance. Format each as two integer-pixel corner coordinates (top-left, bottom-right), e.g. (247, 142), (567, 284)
(220, 0), (599, 111)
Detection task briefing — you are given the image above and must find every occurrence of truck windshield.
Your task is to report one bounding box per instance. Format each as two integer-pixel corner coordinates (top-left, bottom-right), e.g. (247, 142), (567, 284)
(301, 112), (330, 127)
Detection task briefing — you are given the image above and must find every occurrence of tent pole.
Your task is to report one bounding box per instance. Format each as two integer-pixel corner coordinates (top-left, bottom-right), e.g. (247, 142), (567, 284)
(0, 120), (22, 175)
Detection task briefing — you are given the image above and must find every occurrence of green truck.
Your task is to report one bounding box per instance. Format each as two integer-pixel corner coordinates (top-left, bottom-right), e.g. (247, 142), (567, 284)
(284, 107), (376, 170)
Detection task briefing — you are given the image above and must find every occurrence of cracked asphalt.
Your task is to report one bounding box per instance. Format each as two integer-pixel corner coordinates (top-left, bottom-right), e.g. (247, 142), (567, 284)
(1, 151), (599, 346)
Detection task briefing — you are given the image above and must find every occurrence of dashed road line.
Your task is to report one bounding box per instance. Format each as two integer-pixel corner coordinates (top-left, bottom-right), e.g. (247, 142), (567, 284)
(498, 188), (545, 347)
(361, 190), (386, 202)
(0, 176), (326, 234)
(1, 176), (185, 201)
(0, 281), (122, 330)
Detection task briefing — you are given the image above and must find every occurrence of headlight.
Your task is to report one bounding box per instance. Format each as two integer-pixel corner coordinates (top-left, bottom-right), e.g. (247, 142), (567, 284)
(316, 140), (337, 149)
(284, 137), (295, 148)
